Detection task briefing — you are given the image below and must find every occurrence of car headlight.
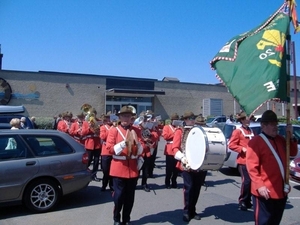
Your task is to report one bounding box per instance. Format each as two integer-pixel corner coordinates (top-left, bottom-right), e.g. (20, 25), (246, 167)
(290, 160), (296, 168)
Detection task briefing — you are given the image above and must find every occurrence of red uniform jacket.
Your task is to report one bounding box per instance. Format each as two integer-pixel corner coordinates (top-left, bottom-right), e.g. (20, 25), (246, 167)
(228, 126), (254, 165)
(57, 120), (71, 134)
(246, 134), (297, 199)
(162, 124), (177, 156)
(81, 122), (101, 150)
(100, 124), (111, 156)
(172, 127), (185, 171)
(69, 120), (87, 145)
(106, 125), (145, 178)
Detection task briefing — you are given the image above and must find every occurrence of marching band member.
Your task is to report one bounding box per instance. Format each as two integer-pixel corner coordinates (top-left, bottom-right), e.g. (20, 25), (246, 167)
(228, 111), (254, 211)
(106, 106), (145, 225)
(100, 112), (114, 192)
(246, 110), (297, 225)
(134, 112), (159, 192)
(162, 113), (180, 189)
(172, 111), (204, 222)
(194, 115), (208, 187)
(57, 111), (73, 134)
(81, 108), (102, 182)
(69, 112), (87, 145)
(146, 110), (160, 179)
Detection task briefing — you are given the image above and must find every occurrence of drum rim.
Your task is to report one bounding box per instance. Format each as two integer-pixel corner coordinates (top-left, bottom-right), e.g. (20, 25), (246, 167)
(185, 126), (209, 170)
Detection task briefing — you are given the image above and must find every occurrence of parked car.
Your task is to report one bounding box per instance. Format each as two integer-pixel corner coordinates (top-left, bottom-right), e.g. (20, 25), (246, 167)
(0, 129), (91, 213)
(0, 105), (34, 129)
(290, 157), (300, 183)
(222, 123), (300, 169)
(206, 115), (227, 130)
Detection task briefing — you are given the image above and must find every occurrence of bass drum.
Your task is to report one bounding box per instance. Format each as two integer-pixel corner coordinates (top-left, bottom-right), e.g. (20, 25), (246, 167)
(185, 126), (227, 171)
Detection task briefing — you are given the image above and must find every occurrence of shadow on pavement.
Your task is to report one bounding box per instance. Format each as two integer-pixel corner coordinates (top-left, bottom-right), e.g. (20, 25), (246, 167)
(0, 185), (111, 219)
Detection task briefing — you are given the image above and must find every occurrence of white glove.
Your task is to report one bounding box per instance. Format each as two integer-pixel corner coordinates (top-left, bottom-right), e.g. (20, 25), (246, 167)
(114, 141), (126, 155)
(181, 156), (188, 165)
(174, 151), (184, 161)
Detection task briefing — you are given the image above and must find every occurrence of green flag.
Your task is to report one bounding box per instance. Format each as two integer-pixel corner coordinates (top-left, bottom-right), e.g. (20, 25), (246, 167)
(210, 2), (290, 115)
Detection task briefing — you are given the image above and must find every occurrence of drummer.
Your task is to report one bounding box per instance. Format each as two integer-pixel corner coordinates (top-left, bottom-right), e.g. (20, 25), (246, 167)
(172, 111), (205, 222)
(194, 115), (208, 187)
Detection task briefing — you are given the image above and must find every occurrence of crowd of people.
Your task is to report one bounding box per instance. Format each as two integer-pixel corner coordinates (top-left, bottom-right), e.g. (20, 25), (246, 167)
(48, 106), (297, 225)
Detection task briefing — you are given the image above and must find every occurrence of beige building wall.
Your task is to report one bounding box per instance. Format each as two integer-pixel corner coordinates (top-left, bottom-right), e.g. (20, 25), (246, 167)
(0, 69), (299, 120)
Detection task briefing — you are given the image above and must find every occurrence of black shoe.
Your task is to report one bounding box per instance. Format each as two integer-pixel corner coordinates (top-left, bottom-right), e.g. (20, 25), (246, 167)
(113, 222), (121, 225)
(193, 214), (201, 220)
(101, 187), (106, 192)
(143, 185), (150, 192)
(238, 202), (248, 211)
(165, 185), (171, 189)
(182, 214), (190, 222)
(171, 184), (179, 189)
(123, 222), (132, 225)
(92, 176), (101, 182)
(246, 202), (253, 209)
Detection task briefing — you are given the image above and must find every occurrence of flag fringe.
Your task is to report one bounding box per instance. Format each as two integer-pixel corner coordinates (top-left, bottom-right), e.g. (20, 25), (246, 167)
(210, 2), (287, 70)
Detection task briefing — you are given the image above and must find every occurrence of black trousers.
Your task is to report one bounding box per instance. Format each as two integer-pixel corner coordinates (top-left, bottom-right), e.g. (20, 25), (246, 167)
(86, 149), (100, 175)
(113, 177), (138, 223)
(101, 155), (113, 189)
(182, 170), (206, 217)
(148, 147), (157, 177)
(165, 155), (178, 187)
(252, 195), (287, 225)
(141, 156), (150, 185)
(238, 164), (252, 205)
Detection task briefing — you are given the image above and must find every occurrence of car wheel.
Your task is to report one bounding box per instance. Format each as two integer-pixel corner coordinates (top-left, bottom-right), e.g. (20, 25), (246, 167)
(23, 178), (61, 213)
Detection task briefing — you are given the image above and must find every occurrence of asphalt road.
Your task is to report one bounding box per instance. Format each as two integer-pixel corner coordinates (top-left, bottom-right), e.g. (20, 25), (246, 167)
(1, 140), (300, 225)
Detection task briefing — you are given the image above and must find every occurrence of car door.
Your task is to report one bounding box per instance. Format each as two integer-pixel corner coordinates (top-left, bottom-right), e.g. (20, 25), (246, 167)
(0, 135), (39, 201)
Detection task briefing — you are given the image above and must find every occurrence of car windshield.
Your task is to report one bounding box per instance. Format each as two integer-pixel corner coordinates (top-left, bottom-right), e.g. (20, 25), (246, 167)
(206, 117), (215, 123)
(278, 125), (300, 143)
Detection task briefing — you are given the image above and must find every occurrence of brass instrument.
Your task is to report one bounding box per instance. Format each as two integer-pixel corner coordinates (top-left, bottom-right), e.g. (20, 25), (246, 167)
(80, 103), (100, 135)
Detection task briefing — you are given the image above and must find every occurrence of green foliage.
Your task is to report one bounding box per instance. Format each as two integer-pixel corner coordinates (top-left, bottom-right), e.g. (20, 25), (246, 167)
(165, 119), (171, 125)
(278, 116), (300, 125)
(35, 117), (54, 130)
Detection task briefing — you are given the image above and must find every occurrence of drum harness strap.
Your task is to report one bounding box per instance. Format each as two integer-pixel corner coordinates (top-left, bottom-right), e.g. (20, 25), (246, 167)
(166, 125), (175, 144)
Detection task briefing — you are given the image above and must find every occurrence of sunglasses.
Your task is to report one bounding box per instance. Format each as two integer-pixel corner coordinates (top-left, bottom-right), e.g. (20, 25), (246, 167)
(188, 117), (195, 120)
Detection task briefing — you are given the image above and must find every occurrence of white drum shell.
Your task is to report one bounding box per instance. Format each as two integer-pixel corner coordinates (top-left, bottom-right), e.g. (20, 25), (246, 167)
(185, 126), (227, 171)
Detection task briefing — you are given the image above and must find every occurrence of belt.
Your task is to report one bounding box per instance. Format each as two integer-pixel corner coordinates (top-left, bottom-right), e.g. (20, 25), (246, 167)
(113, 155), (138, 160)
(166, 141), (173, 144)
(73, 136), (87, 140)
(85, 134), (98, 138)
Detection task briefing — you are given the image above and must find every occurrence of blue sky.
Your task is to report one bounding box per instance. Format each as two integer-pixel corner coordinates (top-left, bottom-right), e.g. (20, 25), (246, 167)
(0, 0), (299, 84)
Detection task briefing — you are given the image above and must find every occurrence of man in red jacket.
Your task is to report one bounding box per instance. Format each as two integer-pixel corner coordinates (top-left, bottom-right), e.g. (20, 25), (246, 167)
(172, 111), (204, 222)
(69, 112), (87, 145)
(246, 110), (298, 225)
(81, 109), (102, 182)
(100, 112), (114, 192)
(106, 106), (144, 225)
(57, 111), (72, 134)
(228, 111), (254, 211)
(162, 113), (180, 189)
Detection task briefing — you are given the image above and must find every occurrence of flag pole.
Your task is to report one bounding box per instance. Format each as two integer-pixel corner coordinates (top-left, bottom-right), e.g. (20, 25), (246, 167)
(285, 0), (292, 185)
